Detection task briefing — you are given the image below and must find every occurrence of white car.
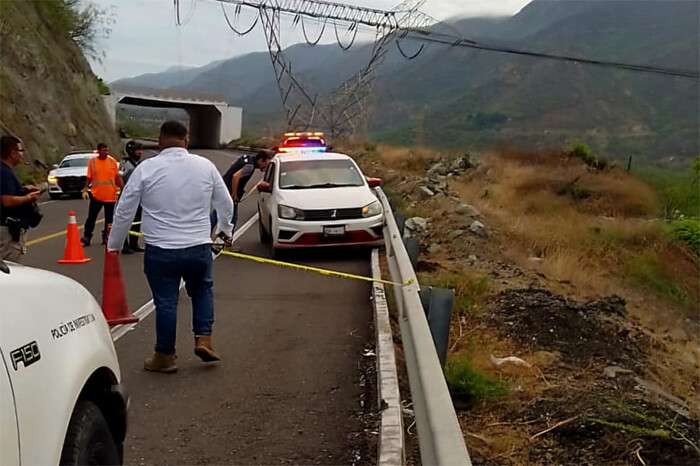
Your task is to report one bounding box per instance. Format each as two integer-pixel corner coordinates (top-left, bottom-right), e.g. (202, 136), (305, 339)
(0, 261), (127, 465)
(48, 152), (95, 200)
(256, 151), (384, 255)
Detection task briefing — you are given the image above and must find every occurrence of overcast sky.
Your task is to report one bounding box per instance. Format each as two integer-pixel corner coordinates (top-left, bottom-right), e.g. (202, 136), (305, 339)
(90, 0), (531, 82)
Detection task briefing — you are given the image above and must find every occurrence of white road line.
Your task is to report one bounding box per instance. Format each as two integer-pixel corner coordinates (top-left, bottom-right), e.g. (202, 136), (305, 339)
(38, 200), (55, 206)
(110, 212), (260, 341)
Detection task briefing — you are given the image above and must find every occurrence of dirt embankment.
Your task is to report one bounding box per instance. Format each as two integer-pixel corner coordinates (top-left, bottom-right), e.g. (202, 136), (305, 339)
(0, 1), (118, 177)
(348, 142), (699, 465)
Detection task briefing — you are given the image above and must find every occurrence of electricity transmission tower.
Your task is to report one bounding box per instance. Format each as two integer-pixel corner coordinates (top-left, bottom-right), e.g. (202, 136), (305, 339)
(210, 0), (438, 138)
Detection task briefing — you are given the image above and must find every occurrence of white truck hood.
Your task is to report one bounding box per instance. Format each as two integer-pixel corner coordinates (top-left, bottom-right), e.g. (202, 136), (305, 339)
(50, 166), (87, 177)
(277, 185), (378, 210)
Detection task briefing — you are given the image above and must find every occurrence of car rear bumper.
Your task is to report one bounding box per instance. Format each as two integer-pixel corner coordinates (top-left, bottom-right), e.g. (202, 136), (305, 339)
(273, 215), (384, 248)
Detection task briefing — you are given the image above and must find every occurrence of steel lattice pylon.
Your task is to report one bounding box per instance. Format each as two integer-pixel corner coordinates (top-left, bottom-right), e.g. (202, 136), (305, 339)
(212, 0), (437, 137)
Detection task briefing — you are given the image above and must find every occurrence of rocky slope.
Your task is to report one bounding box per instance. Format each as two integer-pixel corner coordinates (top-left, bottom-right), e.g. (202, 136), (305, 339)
(0, 1), (118, 177)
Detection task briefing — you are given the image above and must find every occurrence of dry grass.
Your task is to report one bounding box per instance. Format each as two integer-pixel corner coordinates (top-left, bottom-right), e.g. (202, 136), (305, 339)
(453, 149), (697, 302)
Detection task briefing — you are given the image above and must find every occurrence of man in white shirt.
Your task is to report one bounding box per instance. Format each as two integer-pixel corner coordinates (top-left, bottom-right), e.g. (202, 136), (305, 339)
(107, 120), (234, 374)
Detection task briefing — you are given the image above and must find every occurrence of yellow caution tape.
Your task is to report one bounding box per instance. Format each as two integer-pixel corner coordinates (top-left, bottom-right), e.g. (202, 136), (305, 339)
(128, 230), (410, 287)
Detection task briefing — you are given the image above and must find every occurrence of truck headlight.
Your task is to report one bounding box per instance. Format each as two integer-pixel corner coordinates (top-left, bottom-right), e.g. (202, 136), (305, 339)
(362, 200), (382, 218)
(278, 204), (304, 220)
(47, 175), (58, 183)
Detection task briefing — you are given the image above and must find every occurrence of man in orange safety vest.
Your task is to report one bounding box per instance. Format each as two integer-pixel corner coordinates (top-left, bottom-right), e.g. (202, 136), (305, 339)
(81, 142), (124, 246)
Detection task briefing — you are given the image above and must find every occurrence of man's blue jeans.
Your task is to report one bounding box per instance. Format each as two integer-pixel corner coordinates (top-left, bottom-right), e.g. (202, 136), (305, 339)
(144, 243), (214, 355)
(210, 201), (238, 235)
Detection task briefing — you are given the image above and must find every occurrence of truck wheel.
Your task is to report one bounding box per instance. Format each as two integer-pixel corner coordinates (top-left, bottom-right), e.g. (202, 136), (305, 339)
(60, 400), (120, 465)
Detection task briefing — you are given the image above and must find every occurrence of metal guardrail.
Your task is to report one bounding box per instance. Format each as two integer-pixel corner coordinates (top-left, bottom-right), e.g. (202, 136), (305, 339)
(376, 187), (472, 466)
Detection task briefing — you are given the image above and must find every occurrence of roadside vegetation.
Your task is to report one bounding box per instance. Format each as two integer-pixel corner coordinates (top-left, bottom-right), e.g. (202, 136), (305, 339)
(345, 139), (699, 465)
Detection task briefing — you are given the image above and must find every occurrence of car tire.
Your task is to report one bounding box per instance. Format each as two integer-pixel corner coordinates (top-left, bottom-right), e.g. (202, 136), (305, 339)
(49, 192), (61, 200)
(60, 400), (121, 466)
(259, 211), (271, 244)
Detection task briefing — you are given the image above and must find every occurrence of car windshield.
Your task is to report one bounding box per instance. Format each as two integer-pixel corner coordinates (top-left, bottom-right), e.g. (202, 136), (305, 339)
(59, 157), (91, 168)
(279, 159), (365, 189)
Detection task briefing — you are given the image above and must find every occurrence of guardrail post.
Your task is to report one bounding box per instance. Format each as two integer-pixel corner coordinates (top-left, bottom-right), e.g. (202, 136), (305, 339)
(419, 287), (454, 368)
(403, 237), (420, 270)
(395, 212), (406, 237)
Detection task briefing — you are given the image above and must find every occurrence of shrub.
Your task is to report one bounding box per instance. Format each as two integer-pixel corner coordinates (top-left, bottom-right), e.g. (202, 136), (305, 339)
(669, 218), (700, 256)
(625, 253), (689, 305)
(568, 142), (610, 170)
(445, 358), (508, 400)
(419, 271), (491, 315)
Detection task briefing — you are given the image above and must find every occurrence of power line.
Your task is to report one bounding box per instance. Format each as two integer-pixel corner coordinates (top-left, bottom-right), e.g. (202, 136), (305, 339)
(401, 30), (700, 79)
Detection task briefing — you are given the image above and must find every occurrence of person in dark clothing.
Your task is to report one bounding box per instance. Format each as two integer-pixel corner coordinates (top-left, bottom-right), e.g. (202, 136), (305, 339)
(210, 150), (271, 234)
(120, 140), (144, 254)
(0, 136), (41, 262)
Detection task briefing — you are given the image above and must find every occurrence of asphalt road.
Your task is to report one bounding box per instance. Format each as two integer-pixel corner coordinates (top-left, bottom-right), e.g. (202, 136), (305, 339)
(23, 149), (375, 464)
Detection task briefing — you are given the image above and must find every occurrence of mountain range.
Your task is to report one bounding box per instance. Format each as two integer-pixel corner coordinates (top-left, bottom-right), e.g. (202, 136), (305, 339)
(113, 0), (700, 162)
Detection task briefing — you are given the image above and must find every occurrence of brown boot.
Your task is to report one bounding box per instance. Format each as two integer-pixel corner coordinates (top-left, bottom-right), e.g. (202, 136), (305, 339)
(144, 352), (177, 373)
(194, 335), (221, 362)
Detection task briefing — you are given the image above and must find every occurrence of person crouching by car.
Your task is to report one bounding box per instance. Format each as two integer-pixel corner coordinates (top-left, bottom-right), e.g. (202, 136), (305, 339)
(120, 140), (144, 254)
(0, 136), (41, 262)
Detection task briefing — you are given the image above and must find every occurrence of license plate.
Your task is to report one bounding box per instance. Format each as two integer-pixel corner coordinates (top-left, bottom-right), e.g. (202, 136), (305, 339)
(323, 225), (346, 237)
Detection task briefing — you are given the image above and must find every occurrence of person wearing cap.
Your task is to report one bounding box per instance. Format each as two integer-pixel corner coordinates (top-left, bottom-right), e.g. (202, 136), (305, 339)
(120, 140), (144, 254)
(81, 142), (124, 246)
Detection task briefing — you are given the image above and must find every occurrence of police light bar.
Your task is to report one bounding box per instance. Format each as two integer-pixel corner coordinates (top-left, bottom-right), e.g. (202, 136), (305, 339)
(283, 131), (325, 138)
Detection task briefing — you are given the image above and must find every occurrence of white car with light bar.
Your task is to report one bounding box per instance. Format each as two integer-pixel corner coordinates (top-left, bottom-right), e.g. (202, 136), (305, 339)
(47, 151), (96, 200)
(256, 151), (383, 255)
(0, 260), (128, 465)
(277, 131), (327, 153)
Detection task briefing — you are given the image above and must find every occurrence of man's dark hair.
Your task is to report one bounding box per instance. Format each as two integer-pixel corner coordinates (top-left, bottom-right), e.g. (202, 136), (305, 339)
(254, 150), (271, 162)
(1, 135), (21, 159)
(97, 142), (108, 150)
(160, 120), (188, 140)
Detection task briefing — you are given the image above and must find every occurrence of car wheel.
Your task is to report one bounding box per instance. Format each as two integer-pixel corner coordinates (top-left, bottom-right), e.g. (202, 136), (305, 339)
(258, 211), (271, 244)
(60, 400), (120, 466)
(268, 216), (281, 259)
(49, 192), (61, 200)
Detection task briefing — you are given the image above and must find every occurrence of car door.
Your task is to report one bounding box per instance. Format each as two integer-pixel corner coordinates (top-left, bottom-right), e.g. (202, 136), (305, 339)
(0, 348), (20, 465)
(259, 161), (276, 230)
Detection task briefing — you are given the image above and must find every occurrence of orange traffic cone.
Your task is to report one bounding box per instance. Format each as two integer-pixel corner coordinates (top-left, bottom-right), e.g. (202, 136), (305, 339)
(102, 250), (139, 325)
(58, 211), (91, 264)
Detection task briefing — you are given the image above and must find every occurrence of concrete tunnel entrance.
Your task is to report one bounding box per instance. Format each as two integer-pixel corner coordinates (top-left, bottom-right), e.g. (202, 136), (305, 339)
(103, 85), (242, 148)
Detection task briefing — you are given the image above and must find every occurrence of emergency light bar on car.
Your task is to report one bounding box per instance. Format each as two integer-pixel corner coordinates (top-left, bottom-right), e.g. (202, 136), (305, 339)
(278, 131), (327, 153)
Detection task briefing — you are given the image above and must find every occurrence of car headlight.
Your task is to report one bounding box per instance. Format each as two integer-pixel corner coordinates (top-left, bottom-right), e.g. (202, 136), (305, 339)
(47, 175), (58, 183)
(278, 204), (304, 220)
(362, 200), (382, 218)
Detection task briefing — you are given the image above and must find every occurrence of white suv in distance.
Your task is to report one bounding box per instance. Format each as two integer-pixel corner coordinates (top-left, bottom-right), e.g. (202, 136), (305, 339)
(0, 260), (127, 465)
(256, 151), (384, 256)
(47, 152), (95, 200)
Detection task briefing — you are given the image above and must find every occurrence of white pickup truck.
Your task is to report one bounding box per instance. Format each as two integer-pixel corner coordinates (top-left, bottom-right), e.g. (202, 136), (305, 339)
(0, 260), (127, 465)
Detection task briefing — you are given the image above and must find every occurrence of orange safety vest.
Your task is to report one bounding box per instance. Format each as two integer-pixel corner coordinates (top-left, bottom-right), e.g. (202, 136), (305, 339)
(87, 156), (119, 202)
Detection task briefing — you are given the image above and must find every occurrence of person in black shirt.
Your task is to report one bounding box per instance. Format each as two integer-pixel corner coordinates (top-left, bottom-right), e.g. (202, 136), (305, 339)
(210, 150), (271, 234)
(0, 136), (41, 262)
(120, 140), (144, 254)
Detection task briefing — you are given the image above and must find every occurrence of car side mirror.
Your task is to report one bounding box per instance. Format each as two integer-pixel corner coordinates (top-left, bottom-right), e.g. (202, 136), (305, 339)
(367, 177), (381, 188)
(257, 181), (272, 193)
